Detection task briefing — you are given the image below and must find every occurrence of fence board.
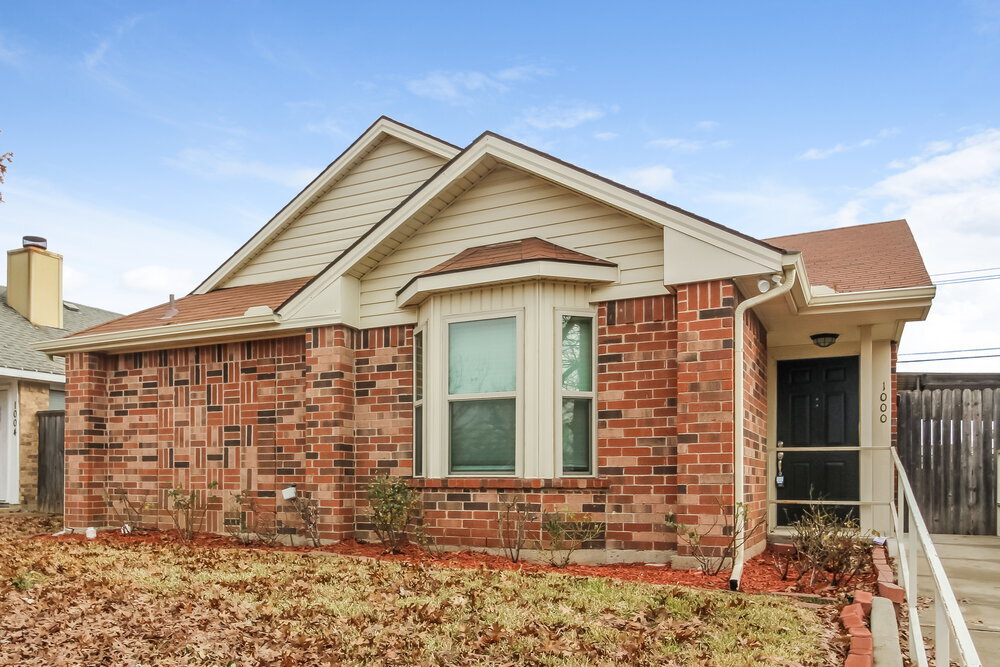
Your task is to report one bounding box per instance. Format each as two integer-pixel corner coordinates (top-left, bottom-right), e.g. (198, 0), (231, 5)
(898, 385), (998, 535)
(36, 410), (65, 514)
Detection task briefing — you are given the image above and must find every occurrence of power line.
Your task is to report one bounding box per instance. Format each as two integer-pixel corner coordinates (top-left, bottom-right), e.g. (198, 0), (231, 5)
(898, 354), (1000, 363)
(899, 346), (1000, 356)
(930, 266), (1000, 277)
(934, 274), (1000, 286)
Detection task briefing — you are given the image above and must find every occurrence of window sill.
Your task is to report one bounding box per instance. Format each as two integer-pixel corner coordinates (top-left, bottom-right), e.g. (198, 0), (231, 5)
(406, 477), (611, 490)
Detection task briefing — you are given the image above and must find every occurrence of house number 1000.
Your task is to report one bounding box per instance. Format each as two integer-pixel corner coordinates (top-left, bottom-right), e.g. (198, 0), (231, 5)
(879, 381), (888, 423)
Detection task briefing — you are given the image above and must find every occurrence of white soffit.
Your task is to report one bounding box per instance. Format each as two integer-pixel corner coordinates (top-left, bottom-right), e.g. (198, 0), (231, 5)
(663, 226), (784, 287)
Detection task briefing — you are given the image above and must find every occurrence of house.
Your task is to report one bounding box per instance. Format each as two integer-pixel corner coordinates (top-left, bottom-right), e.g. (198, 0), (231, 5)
(36, 118), (935, 570)
(1, 236), (119, 508)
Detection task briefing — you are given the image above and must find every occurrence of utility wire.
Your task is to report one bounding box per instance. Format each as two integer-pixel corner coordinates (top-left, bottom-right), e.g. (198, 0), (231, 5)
(899, 346), (1000, 356)
(930, 266), (1000, 277)
(898, 354), (1000, 363)
(934, 274), (1000, 286)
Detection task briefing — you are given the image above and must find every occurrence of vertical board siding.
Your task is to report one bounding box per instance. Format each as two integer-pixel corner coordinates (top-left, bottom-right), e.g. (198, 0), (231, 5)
(359, 166), (665, 324)
(898, 387), (998, 534)
(225, 137), (447, 287)
(37, 410), (65, 514)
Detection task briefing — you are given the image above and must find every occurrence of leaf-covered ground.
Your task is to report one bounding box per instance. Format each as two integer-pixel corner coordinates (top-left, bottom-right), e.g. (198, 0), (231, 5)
(0, 513), (831, 665)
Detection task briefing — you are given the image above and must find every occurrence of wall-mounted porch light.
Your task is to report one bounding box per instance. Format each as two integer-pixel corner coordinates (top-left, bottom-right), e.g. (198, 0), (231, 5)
(810, 333), (840, 348)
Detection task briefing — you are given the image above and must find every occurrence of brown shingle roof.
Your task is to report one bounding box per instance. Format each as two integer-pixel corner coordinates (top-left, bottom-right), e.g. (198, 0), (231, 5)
(69, 277), (311, 337)
(765, 220), (932, 293)
(420, 238), (615, 278)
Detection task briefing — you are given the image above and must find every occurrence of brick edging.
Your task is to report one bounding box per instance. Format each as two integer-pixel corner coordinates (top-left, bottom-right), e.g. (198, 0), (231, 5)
(842, 545), (903, 667)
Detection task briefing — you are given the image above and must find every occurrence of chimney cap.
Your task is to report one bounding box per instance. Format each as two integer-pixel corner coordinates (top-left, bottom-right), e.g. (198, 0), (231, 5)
(22, 236), (47, 250)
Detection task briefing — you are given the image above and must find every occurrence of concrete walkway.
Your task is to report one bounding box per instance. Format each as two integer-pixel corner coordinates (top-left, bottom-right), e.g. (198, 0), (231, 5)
(917, 534), (1000, 659)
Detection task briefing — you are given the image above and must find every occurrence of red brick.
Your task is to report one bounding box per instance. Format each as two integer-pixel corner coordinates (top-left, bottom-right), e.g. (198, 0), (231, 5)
(845, 652), (873, 667)
(853, 590), (874, 615)
(878, 582), (906, 604)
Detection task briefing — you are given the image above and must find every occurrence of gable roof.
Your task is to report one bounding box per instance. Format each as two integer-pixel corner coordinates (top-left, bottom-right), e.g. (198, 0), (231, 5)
(69, 277), (309, 337)
(765, 220), (932, 293)
(277, 130), (788, 319)
(0, 286), (120, 376)
(193, 117), (459, 294)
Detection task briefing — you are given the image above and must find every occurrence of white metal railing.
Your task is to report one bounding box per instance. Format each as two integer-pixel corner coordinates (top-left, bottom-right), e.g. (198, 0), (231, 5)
(890, 447), (982, 666)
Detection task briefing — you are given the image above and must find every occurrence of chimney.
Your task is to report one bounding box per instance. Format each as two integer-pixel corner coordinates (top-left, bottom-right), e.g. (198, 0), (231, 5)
(6, 235), (63, 328)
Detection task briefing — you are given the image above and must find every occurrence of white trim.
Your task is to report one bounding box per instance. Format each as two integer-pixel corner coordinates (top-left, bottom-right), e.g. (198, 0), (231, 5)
(555, 309), (598, 477)
(194, 118), (459, 294)
(397, 261), (618, 308)
(0, 384), (17, 504)
(0, 367), (65, 384)
(413, 327), (425, 477)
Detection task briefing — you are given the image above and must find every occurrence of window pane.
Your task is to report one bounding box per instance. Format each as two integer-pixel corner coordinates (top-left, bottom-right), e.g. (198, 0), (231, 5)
(414, 331), (423, 401)
(561, 316), (593, 392)
(449, 317), (516, 394)
(414, 405), (423, 476)
(562, 398), (592, 473)
(450, 399), (515, 472)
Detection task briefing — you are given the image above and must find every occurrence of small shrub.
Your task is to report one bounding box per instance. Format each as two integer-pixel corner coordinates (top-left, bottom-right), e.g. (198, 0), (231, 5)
(366, 476), (419, 553)
(287, 492), (322, 547)
(497, 493), (535, 563)
(166, 481), (219, 542)
(10, 571), (41, 591)
(410, 508), (445, 558)
(792, 504), (872, 588)
(542, 508), (604, 567)
(665, 499), (762, 576)
(224, 490), (279, 546)
(103, 489), (155, 534)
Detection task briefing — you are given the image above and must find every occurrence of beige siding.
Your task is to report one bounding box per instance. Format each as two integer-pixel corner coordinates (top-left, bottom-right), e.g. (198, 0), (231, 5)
(360, 166), (665, 323)
(225, 137), (447, 288)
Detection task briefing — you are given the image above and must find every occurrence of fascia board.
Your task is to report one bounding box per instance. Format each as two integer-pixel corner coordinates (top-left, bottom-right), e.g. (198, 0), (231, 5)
(801, 285), (936, 315)
(396, 261), (619, 307)
(193, 119), (459, 295)
(0, 367), (66, 384)
(33, 312), (283, 355)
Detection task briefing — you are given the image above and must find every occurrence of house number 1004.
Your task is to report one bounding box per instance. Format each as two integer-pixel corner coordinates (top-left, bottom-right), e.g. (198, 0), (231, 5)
(879, 381), (888, 423)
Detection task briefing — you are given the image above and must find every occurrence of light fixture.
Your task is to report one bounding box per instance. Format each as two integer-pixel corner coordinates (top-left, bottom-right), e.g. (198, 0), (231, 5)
(810, 333), (839, 348)
(756, 274), (783, 294)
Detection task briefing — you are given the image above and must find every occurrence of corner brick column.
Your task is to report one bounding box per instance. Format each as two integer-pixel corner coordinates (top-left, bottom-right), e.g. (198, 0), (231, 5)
(64, 351), (110, 529)
(674, 280), (737, 560)
(303, 325), (355, 541)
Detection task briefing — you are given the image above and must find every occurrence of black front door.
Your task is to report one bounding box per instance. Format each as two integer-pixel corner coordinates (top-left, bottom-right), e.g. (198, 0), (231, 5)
(776, 356), (860, 525)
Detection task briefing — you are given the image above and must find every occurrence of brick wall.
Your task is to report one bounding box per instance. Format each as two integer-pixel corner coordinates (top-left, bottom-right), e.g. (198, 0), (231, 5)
(65, 352), (110, 527)
(742, 310), (768, 556)
(674, 280), (737, 559)
(17, 380), (49, 507)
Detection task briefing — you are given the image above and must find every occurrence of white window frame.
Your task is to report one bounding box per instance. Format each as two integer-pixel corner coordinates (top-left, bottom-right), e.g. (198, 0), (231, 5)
(555, 309), (598, 477)
(441, 309), (524, 477)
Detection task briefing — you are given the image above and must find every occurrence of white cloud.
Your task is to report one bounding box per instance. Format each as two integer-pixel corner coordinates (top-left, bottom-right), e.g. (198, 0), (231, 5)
(83, 15), (142, 71)
(616, 165), (676, 194)
(831, 127), (1000, 371)
(648, 138), (706, 152)
(122, 265), (200, 296)
(0, 35), (24, 68)
(798, 128), (899, 160)
(696, 120), (720, 131)
(0, 178), (237, 313)
(166, 147), (317, 188)
(520, 104), (606, 130)
(406, 65), (550, 104)
(593, 132), (618, 141)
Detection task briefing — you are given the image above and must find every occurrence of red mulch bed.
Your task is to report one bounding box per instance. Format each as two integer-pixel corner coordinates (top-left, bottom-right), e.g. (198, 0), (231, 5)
(34, 529), (876, 596)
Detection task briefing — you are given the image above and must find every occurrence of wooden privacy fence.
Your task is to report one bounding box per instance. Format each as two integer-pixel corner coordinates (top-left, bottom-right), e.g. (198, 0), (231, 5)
(897, 388), (997, 535)
(37, 410), (65, 514)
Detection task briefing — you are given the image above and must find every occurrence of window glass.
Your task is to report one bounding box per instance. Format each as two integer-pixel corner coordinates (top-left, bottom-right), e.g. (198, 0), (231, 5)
(450, 399), (516, 472)
(414, 405), (424, 476)
(562, 398), (592, 473)
(449, 317), (516, 394)
(414, 331), (423, 401)
(561, 316), (593, 392)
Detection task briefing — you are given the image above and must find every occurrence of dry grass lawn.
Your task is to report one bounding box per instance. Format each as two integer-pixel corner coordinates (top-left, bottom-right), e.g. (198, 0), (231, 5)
(0, 513), (831, 665)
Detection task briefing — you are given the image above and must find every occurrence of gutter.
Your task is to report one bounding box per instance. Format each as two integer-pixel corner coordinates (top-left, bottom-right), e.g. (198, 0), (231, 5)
(729, 265), (797, 591)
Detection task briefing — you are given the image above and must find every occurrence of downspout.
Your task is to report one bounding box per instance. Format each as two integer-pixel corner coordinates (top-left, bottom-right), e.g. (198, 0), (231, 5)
(728, 265), (797, 591)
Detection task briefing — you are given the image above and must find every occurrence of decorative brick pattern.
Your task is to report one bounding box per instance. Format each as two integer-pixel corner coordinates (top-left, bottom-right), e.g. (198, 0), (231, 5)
(16, 380), (49, 507)
(742, 309), (768, 555)
(64, 352), (110, 528)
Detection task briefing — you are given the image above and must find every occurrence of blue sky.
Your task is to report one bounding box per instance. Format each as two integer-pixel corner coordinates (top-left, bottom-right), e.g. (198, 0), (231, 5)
(2, 1), (1000, 370)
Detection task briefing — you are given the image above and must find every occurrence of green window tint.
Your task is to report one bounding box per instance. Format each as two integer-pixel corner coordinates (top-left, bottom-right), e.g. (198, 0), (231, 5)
(448, 317), (516, 395)
(414, 405), (423, 476)
(562, 398), (592, 473)
(450, 399), (516, 472)
(561, 316), (593, 392)
(414, 331), (423, 401)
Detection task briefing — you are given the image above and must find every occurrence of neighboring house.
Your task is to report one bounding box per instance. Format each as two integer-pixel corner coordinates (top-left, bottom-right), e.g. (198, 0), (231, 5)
(37, 118), (935, 568)
(1, 236), (119, 508)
